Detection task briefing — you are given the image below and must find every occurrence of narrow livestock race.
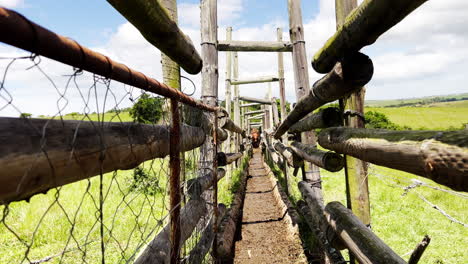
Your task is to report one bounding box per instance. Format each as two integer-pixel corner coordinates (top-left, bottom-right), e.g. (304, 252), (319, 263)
(0, 0), (467, 264)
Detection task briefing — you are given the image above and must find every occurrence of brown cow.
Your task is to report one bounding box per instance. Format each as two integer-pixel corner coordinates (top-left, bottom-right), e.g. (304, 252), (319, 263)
(251, 128), (261, 148)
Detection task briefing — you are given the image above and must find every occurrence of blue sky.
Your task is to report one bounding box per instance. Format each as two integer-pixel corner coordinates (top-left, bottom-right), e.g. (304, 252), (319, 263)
(0, 0), (467, 116)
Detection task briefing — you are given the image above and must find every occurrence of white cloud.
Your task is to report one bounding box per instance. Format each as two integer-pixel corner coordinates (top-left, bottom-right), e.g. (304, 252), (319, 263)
(0, 0), (24, 8)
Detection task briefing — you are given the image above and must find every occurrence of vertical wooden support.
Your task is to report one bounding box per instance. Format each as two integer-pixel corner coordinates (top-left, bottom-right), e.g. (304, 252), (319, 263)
(271, 97), (279, 127)
(225, 27), (233, 152)
(225, 27), (233, 180)
(233, 51), (240, 153)
(169, 98), (181, 264)
(335, 0), (371, 228)
(288, 0), (325, 261)
(211, 114), (219, 260)
(277, 27), (292, 196)
(288, 0), (321, 183)
(267, 83), (274, 129)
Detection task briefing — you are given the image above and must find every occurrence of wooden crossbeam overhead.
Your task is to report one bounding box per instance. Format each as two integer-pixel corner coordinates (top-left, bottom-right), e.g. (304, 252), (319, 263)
(218, 40), (293, 52)
(240, 103), (261, 108)
(245, 109), (265, 115)
(249, 122), (262, 126)
(239, 96), (272, 105)
(107, 0), (202, 74)
(248, 114), (265, 120)
(230, 76), (279, 85)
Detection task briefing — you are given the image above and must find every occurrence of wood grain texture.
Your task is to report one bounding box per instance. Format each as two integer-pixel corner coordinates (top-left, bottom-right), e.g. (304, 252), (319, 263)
(218, 40), (292, 52)
(290, 141), (344, 172)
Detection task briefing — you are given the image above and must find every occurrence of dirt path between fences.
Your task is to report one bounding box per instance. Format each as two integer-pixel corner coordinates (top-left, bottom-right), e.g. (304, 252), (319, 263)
(233, 148), (307, 264)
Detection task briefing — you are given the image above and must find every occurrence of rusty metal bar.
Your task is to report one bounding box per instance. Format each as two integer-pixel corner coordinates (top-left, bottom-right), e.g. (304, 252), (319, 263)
(170, 99), (182, 264)
(0, 8), (216, 112)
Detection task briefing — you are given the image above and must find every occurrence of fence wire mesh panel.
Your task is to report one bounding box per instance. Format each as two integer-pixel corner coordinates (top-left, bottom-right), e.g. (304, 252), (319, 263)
(0, 47), (213, 263)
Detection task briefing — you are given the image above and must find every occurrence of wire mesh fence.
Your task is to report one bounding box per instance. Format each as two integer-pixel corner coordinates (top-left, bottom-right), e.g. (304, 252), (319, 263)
(0, 47), (217, 264)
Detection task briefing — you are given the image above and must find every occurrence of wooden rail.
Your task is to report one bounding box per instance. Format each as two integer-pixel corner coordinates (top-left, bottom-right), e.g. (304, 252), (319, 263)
(290, 141), (344, 172)
(239, 96), (272, 105)
(318, 127), (468, 191)
(107, 0), (202, 74)
(218, 40), (293, 52)
(274, 52), (373, 138)
(230, 76), (279, 85)
(186, 169), (226, 199)
(0, 118), (205, 204)
(288, 107), (342, 133)
(312, 0), (429, 73)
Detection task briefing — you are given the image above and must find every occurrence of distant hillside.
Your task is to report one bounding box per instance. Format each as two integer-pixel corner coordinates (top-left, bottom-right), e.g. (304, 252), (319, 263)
(365, 93), (468, 107)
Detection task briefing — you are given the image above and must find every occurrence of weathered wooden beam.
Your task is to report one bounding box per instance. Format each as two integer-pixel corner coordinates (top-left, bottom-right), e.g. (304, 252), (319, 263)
(274, 52), (373, 139)
(245, 109), (265, 116)
(312, 0), (429, 73)
(222, 118), (245, 136)
(217, 152), (243, 167)
(239, 96), (272, 105)
(106, 0), (202, 74)
(249, 122), (262, 126)
(318, 128), (468, 191)
(0, 118), (205, 204)
(186, 168), (226, 199)
(216, 164), (249, 259)
(247, 114), (265, 120)
(135, 198), (208, 264)
(225, 27), (233, 157)
(297, 200), (346, 264)
(230, 76), (279, 85)
(290, 141), (344, 172)
(324, 201), (406, 264)
(185, 204), (227, 264)
(288, 107), (342, 133)
(182, 105), (227, 142)
(218, 40), (293, 52)
(240, 103), (261, 108)
(274, 141), (303, 168)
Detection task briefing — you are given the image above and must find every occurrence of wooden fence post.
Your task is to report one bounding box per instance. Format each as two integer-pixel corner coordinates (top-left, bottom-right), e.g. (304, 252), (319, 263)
(225, 27), (233, 180)
(233, 50), (241, 154)
(277, 27), (292, 196)
(335, 0), (371, 232)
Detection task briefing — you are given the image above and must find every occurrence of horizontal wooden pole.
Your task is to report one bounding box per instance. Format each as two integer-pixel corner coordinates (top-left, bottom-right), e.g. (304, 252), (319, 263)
(289, 107), (342, 133)
(218, 40), (293, 52)
(324, 201), (406, 264)
(274, 52), (373, 139)
(222, 118), (245, 136)
(186, 204), (227, 264)
(248, 114), (265, 120)
(318, 127), (468, 191)
(0, 118), (205, 204)
(240, 103), (261, 108)
(186, 168), (226, 199)
(274, 141), (303, 168)
(297, 199), (345, 263)
(107, 0), (202, 74)
(231, 76), (279, 85)
(216, 165), (249, 259)
(245, 110), (265, 116)
(240, 96), (272, 105)
(217, 152), (243, 166)
(290, 141), (344, 172)
(183, 104), (228, 142)
(135, 198), (208, 264)
(312, 0), (428, 73)
(249, 122), (262, 126)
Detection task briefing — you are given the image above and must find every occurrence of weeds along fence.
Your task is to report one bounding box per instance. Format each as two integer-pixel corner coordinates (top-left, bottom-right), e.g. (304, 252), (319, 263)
(260, 0), (468, 263)
(0, 6), (246, 264)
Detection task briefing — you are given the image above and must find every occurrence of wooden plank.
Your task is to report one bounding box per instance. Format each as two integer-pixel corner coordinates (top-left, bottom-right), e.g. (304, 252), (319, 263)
(107, 0), (202, 74)
(288, 107), (342, 133)
(318, 128), (468, 191)
(290, 141), (344, 172)
(274, 52), (373, 139)
(324, 202), (406, 264)
(0, 118), (205, 204)
(313, 0), (429, 73)
(218, 40), (293, 52)
(230, 76), (279, 85)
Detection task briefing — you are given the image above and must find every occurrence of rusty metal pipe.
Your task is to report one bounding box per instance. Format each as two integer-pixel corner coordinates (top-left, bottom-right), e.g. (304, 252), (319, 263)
(169, 99), (181, 264)
(0, 8), (215, 112)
